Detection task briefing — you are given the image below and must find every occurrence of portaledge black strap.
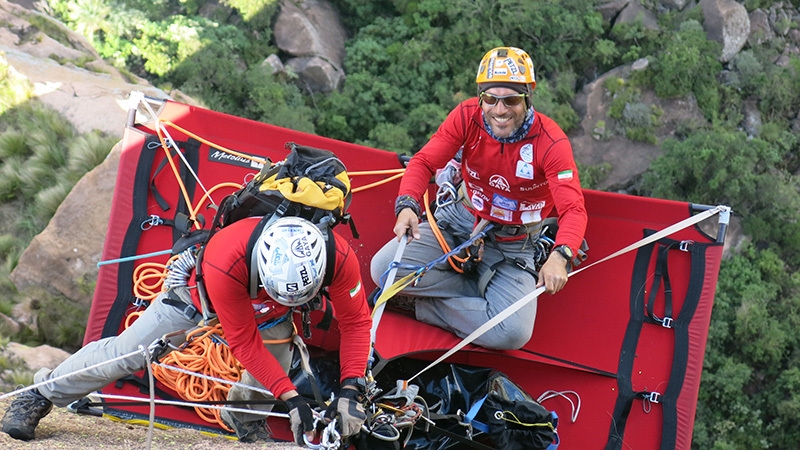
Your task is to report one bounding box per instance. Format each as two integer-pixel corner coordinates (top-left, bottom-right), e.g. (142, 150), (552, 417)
(605, 234), (709, 450)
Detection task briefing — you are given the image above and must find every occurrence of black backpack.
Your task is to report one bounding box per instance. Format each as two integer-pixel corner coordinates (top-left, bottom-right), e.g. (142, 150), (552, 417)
(205, 142), (357, 298)
(182, 142), (357, 334)
(213, 141), (354, 232)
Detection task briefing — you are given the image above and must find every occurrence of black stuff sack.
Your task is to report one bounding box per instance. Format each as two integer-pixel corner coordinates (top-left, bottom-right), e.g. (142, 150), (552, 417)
(483, 392), (557, 450)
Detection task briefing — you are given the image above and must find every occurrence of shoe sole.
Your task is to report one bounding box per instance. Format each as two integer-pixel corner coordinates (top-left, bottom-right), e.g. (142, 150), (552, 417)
(3, 427), (34, 441)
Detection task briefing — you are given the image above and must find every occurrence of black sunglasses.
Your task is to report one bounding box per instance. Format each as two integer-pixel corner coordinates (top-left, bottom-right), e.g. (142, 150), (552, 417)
(480, 92), (527, 107)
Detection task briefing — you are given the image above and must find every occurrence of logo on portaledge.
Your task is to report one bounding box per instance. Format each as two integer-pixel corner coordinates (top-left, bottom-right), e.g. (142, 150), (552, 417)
(209, 149), (265, 169)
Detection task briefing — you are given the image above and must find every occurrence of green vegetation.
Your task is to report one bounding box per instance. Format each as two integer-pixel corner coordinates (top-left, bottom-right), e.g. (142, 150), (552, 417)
(0, 58), (117, 352)
(647, 20), (723, 121)
(604, 76), (663, 144)
(2, 0), (799, 447)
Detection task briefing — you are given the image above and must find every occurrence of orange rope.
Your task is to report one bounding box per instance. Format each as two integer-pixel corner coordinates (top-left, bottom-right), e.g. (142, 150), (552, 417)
(189, 182), (246, 220)
(424, 190), (468, 273)
(349, 168), (406, 176)
(132, 257), (175, 300)
(151, 323), (243, 429)
(350, 171), (405, 193)
(128, 254), (245, 430)
(148, 322), (296, 429)
(161, 121), (268, 166)
(155, 127), (202, 230)
(125, 310), (144, 328)
(159, 120), (406, 196)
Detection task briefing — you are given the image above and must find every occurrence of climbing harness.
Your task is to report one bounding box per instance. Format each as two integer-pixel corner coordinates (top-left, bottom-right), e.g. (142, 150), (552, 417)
(427, 188), (485, 275)
(370, 223), (492, 316)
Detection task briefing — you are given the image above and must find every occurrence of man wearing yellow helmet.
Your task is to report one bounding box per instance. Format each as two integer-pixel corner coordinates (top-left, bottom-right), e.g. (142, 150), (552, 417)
(371, 46), (587, 350)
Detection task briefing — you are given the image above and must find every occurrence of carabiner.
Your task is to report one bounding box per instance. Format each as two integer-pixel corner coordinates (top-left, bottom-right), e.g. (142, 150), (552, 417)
(436, 182), (458, 208)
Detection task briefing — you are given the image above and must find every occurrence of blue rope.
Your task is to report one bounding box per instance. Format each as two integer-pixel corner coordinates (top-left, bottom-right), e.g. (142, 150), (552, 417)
(375, 224), (494, 298)
(97, 249), (173, 267)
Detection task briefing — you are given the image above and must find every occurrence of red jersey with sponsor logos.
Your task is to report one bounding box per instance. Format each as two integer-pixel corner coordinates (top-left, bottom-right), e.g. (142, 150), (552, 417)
(189, 217), (371, 397)
(399, 98), (587, 253)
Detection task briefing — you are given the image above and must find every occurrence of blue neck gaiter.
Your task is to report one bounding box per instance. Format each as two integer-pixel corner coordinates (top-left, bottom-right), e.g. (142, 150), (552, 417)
(483, 107), (535, 144)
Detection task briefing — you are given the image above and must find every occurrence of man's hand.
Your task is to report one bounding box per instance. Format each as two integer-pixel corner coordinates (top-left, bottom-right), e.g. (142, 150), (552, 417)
(536, 252), (569, 294)
(394, 208), (420, 242)
(284, 394), (315, 445)
(323, 387), (367, 437)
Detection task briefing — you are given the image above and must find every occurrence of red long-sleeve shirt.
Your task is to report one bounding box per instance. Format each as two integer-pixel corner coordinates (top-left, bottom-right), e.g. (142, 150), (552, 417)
(189, 217), (371, 397)
(400, 98), (587, 254)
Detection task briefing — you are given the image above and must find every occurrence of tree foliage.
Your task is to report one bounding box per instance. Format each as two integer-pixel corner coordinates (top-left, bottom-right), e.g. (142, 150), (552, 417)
(641, 128), (800, 266)
(696, 245), (800, 448)
(648, 20), (722, 121)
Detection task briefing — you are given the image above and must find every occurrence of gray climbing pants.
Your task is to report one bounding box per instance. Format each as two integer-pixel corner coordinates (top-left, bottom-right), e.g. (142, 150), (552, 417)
(35, 287), (200, 407)
(35, 286), (293, 428)
(370, 203), (542, 350)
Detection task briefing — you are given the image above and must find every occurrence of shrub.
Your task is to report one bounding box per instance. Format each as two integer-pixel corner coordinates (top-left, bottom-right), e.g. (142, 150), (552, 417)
(363, 123), (414, 154)
(648, 20), (722, 120)
(640, 127), (800, 265)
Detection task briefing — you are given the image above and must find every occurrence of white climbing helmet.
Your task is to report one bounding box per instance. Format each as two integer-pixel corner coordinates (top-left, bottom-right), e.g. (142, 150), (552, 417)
(255, 217), (327, 307)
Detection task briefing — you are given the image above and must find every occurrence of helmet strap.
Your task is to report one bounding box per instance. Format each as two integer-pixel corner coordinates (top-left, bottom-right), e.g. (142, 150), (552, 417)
(247, 214), (276, 299)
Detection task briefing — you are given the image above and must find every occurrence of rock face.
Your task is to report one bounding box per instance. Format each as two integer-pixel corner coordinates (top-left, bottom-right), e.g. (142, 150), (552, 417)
(2, 342), (71, 373)
(615, 0), (660, 31)
(701, 0), (751, 62)
(748, 8), (776, 46)
(273, 0), (348, 93)
(0, 1), (170, 137)
(570, 62), (707, 192)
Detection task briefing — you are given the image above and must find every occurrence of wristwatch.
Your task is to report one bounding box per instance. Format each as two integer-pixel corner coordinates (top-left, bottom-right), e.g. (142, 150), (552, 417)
(341, 377), (367, 394)
(553, 245), (573, 266)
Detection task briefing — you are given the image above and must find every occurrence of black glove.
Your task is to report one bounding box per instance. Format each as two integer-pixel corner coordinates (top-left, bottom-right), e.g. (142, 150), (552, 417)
(324, 387), (367, 437)
(285, 395), (314, 445)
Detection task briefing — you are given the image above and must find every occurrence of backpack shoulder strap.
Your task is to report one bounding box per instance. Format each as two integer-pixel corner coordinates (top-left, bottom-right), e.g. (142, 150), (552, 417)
(247, 216), (274, 299)
(322, 226), (336, 287)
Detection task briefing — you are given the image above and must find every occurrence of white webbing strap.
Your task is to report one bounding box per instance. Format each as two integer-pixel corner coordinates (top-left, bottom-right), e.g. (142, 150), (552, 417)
(406, 205), (729, 382)
(370, 238), (408, 347)
(132, 91), (213, 207)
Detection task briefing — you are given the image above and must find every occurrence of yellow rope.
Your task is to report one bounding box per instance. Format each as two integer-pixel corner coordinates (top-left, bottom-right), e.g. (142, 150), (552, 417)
(495, 410), (556, 431)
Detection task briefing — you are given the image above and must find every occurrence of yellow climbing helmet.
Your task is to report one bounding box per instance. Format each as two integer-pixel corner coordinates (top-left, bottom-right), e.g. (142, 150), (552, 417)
(475, 46), (536, 91)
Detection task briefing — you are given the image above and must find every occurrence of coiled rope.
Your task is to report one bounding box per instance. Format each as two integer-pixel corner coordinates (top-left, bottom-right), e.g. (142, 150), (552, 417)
(127, 255), (245, 431)
(150, 324), (243, 430)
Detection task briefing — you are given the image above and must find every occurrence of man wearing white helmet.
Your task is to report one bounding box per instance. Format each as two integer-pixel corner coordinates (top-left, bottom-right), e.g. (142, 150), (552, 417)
(201, 216), (371, 445)
(2, 216), (371, 446)
(372, 46), (587, 350)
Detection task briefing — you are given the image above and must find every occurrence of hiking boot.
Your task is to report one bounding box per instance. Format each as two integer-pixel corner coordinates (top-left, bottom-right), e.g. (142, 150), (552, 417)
(386, 296), (419, 317)
(1, 388), (53, 441)
(220, 408), (273, 443)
